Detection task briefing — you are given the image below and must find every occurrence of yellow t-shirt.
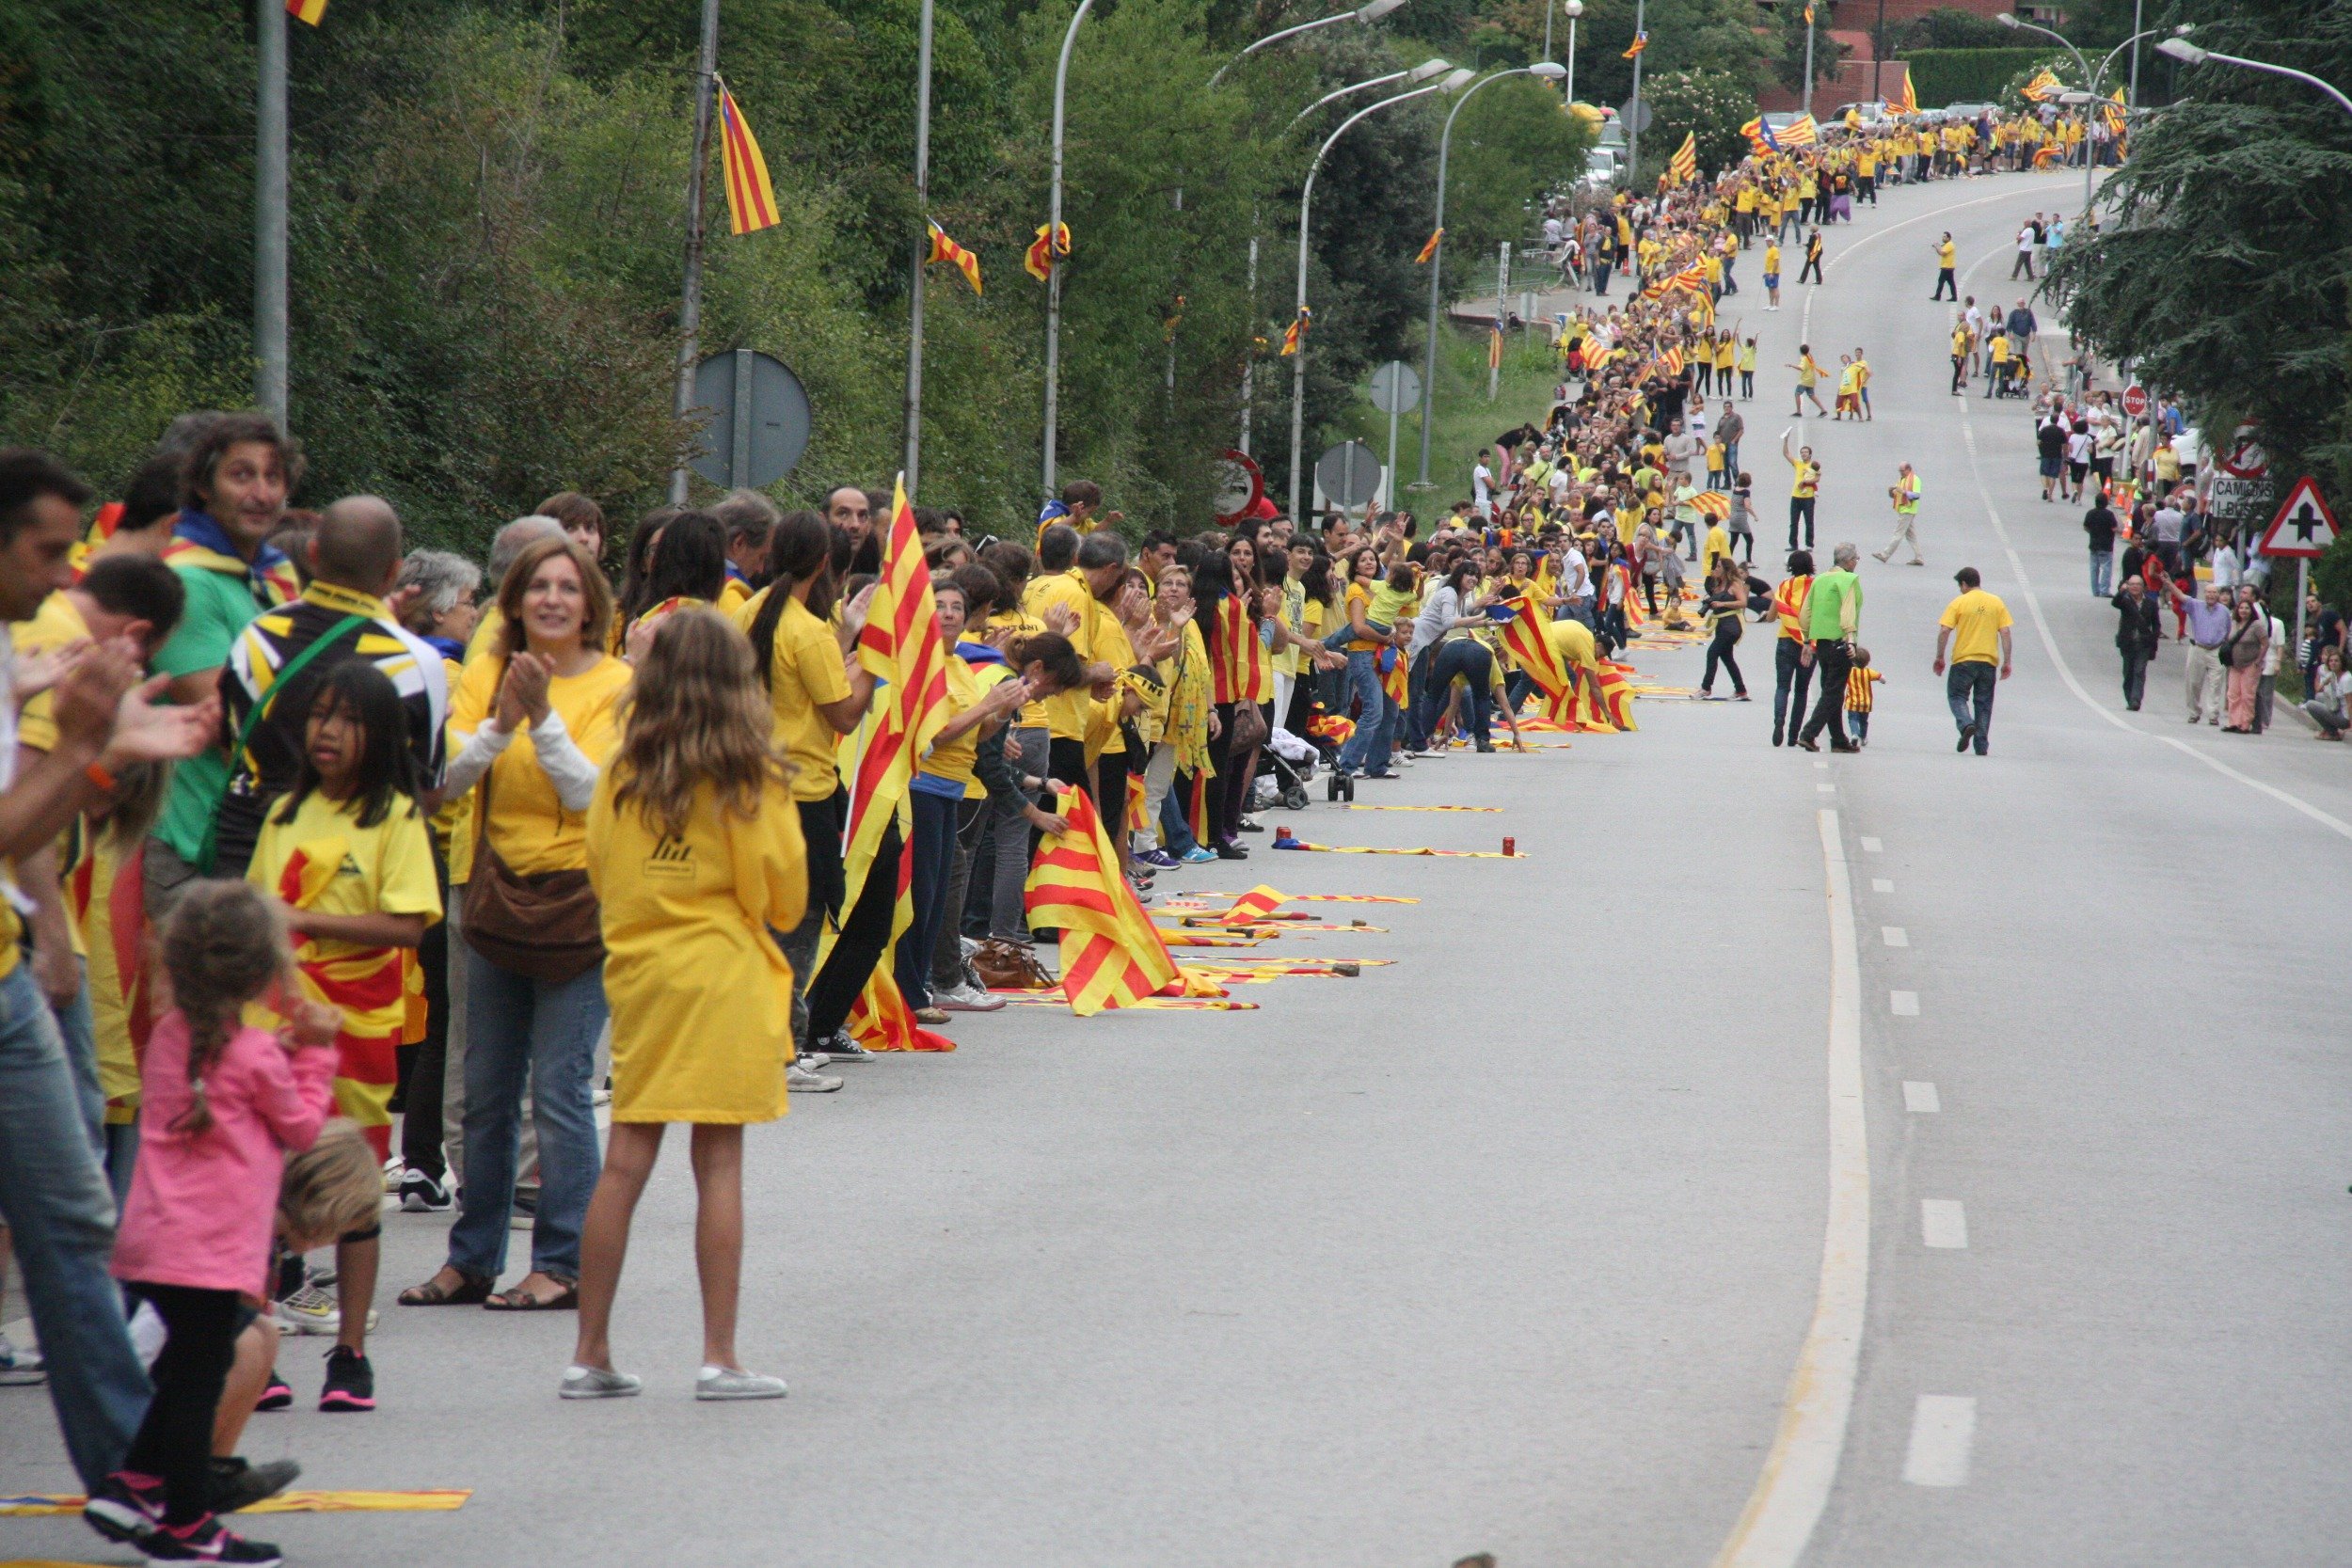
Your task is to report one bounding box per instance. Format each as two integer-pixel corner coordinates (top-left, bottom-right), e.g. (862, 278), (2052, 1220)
(1343, 581), (1382, 654)
(1938, 240), (1957, 268)
(1989, 336), (2011, 365)
(1024, 570), (1099, 744)
(1704, 524), (1732, 571)
(1940, 589), (2013, 665)
(716, 576), (753, 618)
(247, 791), (442, 1044)
(71, 834), (138, 1116)
(12, 590), (90, 754)
(1791, 459), (1820, 499)
(449, 652), (631, 874)
(586, 772), (806, 1120)
(1765, 244), (1782, 275)
(735, 591), (853, 801)
(923, 656), (983, 788)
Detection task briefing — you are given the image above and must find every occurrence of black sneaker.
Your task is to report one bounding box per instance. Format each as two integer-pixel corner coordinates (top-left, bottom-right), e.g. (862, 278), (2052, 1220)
(1215, 843), (1249, 860)
(1955, 722), (1976, 753)
(209, 1456), (300, 1514)
(83, 1471), (161, 1544)
(254, 1368), (293, 1412)
(819, 1029), (875, 1063)
(138, 1513), (283, 1566)
(398, 1170), (453, 1212)
(319, 1344), (374, 1412)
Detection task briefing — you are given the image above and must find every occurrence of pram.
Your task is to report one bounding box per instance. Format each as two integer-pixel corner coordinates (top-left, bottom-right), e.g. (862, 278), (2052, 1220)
(1249, 723), (1323, 813)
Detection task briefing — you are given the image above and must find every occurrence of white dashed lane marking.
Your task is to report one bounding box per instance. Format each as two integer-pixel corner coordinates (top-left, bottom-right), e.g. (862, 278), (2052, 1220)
(1890, 990), (1919, 1016)
(1921, 1199), (1969, 1249)
(1902, 1081), (1940, 1113)
(1860, 836), (1883, 853)
(1903, 1396), (1979, 1487)
(1871, 879), (1893, 893)
(1882, 927), (1909, 947)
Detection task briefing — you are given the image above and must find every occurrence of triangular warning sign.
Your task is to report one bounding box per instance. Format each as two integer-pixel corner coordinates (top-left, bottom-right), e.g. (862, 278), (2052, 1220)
(2258, 476), (2339, 559)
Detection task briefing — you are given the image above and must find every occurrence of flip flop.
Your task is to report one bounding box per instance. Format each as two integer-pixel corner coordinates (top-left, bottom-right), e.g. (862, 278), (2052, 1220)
(397, 1273), (492, 1307)
(484, 1279), (579, 1311)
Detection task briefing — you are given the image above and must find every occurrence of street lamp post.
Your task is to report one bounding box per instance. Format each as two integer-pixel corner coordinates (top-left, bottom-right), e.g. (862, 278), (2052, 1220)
(1629, 0), (1647, 182)
(1290, 56), (1454, 126)
(1041, 0), (1096, 497)
(1412, 62), (1567, 488)
(903, 0), (936, 496)
(2001, 15), (2197, 216)
(2156, 37), (2352, 119)
(1561, 0), (1581, 106)
(1209, 0), (1409, 89)
(254, 0), (288, 426)
(1289, 70), (1475, 522)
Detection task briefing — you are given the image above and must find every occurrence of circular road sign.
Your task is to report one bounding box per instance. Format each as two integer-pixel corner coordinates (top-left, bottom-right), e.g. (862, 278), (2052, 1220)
(1368, 360), (1422, 416)
(1618, 98), (1654, 135)
(1315, 440), (1384, 509)
(1213, 450), (1264, 524)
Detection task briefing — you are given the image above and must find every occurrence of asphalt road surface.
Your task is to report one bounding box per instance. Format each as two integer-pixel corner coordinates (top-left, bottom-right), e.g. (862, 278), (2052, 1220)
(7, 168), (2348, 1568)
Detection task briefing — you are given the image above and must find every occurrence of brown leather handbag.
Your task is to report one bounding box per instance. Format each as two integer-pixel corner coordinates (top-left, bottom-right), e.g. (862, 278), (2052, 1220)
(460, 765), (604, 984)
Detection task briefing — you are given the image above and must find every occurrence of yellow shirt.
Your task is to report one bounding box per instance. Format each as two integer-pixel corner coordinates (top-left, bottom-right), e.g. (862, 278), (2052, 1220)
(1940, 589), (2013, 665)
(70, 834), (138, 1116)
(1791, 459), (1820, 499)
(1704, 524), (1732, 571)
(586, 772), (806, 1122)
(735, 591), (853, 801)
(246, 791), (442, 1044)
(12, 590), (90, 754)
(449, 652), (631, 874)
(1024, 570), (1099, 744)
(1765, 244), (1782, 274)
(1938, 240), (1957, 268)
(716, 576), (753, 617)
(1737, 342), (1757, 372)
(923, 656), (983, 787)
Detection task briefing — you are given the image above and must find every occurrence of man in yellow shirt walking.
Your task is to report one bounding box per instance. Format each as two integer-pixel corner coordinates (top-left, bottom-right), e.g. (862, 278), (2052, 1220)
(1934, 566), (2014, 755)
(1931, 232), (1958, 300)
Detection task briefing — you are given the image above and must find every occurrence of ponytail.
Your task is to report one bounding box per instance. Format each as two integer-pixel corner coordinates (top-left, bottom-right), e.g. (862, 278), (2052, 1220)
(748, 510), (834, 691)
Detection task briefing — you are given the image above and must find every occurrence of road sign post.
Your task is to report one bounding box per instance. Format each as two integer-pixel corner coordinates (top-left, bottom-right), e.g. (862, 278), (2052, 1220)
(1315, 439), (1383, 519)
(2122, 383), (2147, 419)
(1367, 361), (1422, 511)
(685, 349), (813, 491)
(2258, 476), (2340, 679)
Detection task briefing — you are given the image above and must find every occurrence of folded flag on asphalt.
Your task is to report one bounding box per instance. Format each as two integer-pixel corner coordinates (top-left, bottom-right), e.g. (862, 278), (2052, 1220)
(1218, 886), (1288, 925)
(716, 78), (781, 236)
(926, 221), (983, 294)
(1025, 787), (1220, 1015)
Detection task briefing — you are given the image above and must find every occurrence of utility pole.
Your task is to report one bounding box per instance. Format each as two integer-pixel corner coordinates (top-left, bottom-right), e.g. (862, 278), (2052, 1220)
(1802, 1), (1817, 119)
(1041, 0), (1098, 498)
(1627, 0), (1645, 182)
(669, 0), (723, 504)
(1488, 241), (1508, 402)
(254, 0), (289, 425)
(902, 0), (936, 497)
(1872, 0), (1886, 104)
(1239, 233), (1258, 455)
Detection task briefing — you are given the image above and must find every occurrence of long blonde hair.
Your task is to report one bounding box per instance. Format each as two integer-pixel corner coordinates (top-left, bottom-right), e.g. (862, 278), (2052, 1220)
(611, 608), (789, 840)
(163, 881), (290, 1136)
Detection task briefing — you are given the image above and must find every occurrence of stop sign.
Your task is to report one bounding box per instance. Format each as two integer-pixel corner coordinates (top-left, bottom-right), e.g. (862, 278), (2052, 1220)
(2122, 384), (2148, 419)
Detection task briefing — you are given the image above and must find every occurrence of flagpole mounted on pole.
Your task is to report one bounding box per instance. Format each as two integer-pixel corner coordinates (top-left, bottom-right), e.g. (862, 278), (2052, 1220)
(904, 0), (937, 499)
(670, 0), (723, 505)
(254, 0), (289, 425)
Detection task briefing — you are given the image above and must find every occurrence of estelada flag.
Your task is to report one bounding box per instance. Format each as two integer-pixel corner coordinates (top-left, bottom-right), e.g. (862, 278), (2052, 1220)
(1415, 228), (1443, 265)
(1622, 30), (1647, 58)
(1025, 222), (1072, 282)
(1025, 786), (1220, 1015)
(287, 0), (327, 23)
(715, 78), (781, 236)
(926, 220), (983, 295)
(1280, 306), (1311, 356)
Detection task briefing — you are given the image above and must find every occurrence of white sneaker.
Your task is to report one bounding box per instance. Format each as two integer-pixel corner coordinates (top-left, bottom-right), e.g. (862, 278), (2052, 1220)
(275, 1283), (340, 1336)
(560, 1365), (643, 1400)
(787, 1063), (843, 1093)
(0, 1330), (43, 1386)
(934, 981), (1006, 1013)
(697, 1365), (787, 1401)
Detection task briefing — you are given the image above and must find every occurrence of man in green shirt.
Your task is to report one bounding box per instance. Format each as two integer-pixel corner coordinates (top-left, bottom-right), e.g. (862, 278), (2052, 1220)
(1795, 542), (1863, 752)
(147, 413), (301, 911)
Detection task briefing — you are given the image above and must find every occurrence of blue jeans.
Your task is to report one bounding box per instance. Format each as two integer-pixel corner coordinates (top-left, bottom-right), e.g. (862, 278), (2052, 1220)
(899, 787), (960, 1009)
(0, 963), (150, 1488)
(54, 960), (103, 1153)
(1159, 778), (1201, 856)
(1336, 650), (1393, 774)
(1413, 641), (1496, 746)
(447, 953), (606, 1283)
(1947, 660), (1997, 752)
(2090, 550), (2113, 596)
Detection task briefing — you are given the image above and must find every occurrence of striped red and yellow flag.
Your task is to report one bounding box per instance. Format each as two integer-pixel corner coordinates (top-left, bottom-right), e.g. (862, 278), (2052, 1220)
(1667, 132), (1697, 187)
(1644, 262), (1706, 300)
(1217, 886), (1287, 925)
(1659, 345), (1685, 378)
(1415, 228), (1444, 265)
(287, 0), (328, 23)
(1280, 307), (1311, 356)
(1210, 590), (1266, 705)
(1499, 596), (1581, 729)
(1488, 322), (1503, 370)
(1779, 113), (1819, 148)
(927, 220), (983, 295)
(715, 78), (781, 236)
(1622, 30), (1647, 58)
(846, 964), (956, 1052)
(1025, 222), (1071, 282)
(1892, 64), (1918, 117)
(1025, 787), (1209, 1015)
(1692, 490), (1732, 521)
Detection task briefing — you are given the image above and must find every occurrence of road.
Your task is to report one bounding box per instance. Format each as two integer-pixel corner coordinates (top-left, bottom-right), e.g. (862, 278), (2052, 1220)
(7, 170), (2349, 1568)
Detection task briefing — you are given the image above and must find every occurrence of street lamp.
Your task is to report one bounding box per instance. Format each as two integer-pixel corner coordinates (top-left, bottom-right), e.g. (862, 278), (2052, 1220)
(1557, 0), (1583, 104)
(1291, 56), (1455, 126)
(1041, 0), (1096, 495)
(1998, 15), (2191, 216)
(1208, 0), (1410, 89)
(1288, 68), (1476, 521)
(1411, 62), (1568, 488)
(2156, 37), (2352, 119)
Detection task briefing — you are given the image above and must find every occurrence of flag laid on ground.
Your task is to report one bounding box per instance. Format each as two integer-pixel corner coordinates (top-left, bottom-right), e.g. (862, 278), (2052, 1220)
(1415, 228), (1444, 264)
(926, 221), (983, 294)
(715, 78), (781, 236)
(1779, 113), (1818, 148)
(1667, 133), (1697, 187)
(1280, 306), (1311, 356)
(2022, 67), (2064, 103)
(1025, 787), (1220, 1015)
(1025, 222), (1072, 281)
(287, 0), (328, 23)
(1218, 886), (1288, 925)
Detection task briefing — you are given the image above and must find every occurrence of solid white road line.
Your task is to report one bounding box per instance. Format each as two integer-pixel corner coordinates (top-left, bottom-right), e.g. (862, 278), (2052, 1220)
(1871, 878), (1893, 892)
(1882, 926), (1909, 947)
(1707, 810), (1870, 1568)
(1903, 1080), (1941, 1113)
(1890, 990), (1919, 1015)
(1921, 1199), (1969, 1249)
(1902, 1395), (1979, 1487)
(1818, 783), (1836, 793)
(1860, 836), (1883, 853)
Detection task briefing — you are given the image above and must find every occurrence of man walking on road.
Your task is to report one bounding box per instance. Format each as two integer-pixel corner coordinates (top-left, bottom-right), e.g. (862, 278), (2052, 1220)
(2083, 490), (2118, 595)
(1935, 566), (2013, 755)
(1875, 463), (1924, 564)
(1794, 543), (1863, 752)
(1931, 231), (1958, 300)
(2111, 574), (2163, 711)
(2168, 578), (2231, 724)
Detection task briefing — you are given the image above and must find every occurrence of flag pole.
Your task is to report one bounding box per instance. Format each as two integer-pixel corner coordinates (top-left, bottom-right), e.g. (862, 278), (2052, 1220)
(670, 0), (723, 505)
(1042, 0), (1098, 499)
(1627, 0), (1645, 182)
(255, 0), (289, 425)
(903, 0), (936, 498)
(1802, 0), (1817, 119)
(1488, 242), (1508, 402)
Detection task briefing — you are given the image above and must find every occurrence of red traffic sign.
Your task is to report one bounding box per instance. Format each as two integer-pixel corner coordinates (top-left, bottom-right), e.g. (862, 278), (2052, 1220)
(2121, 384), (2147, 419)
(2258, 476), (2340, 559)
(1213, 450), (1265, 526)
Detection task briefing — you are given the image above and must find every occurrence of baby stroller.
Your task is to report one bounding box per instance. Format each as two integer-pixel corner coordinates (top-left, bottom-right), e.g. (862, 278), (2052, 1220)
(1250, 723), (1321, 813)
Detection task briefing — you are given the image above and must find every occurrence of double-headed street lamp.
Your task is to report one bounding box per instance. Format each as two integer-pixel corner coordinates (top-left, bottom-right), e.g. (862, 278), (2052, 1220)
(1997, 14), (2194, 217)
(1412, 62), (1567, 488)
(1210, 0), (1409, 89)
(1288, 67), (1477, 521)
(2156, 36), (2352, 119)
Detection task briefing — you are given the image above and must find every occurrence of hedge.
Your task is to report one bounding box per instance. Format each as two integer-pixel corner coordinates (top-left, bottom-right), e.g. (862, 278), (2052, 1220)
(1898, 47), (2059, 108)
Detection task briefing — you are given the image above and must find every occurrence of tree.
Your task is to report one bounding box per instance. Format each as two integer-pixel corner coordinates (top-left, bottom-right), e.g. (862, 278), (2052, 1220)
(1895, 7), (2012, 51)
(1772, 0), (1851, 98)
(1640, 67), (1752, 180)
(2051, 0), (2352, 508)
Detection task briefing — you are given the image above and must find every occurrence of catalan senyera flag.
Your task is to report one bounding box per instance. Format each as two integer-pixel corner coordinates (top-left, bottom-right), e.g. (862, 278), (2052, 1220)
(2101, 86), (2126, 136)
(1622, 30), (1647, 58)
(715, 78), (781, 236)
(1218, 885), (1288, 925)
(926, 220), (983, 295)
(1692, 490), (1731, 521)
(1779, 113), (1818, 148)
(287, 0), (328, 24)
(1644, 261), (1706, 300)
(1803, 3), (1815, 24)
(2022, 67), (2064, 103)
(1667, 132), (1697, 187)
(1658, 344), (1685, 379)
(1025, 221), (1072, 282)
(1415, 228), (1444, 265)
(1025, 787), (1219, 1015)
(2032, 145), (2064, 168)
(1280, 306), (1311, 356)
(1499, 595), (1583, 729)
(275, 838), (404, 1160)
(1892, 63), (1918, 117)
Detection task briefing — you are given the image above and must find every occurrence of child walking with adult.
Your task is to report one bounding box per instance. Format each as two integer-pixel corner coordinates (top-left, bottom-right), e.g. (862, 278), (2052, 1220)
(565, 610), (808, 1402)
(87, 881), (369, 1566)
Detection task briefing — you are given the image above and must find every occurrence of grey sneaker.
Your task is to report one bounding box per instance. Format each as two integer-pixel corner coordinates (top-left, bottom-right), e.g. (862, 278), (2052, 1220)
(0, 1331), (43, 1386)
(934, 981), (1005, 1013)
(560, 1365), (643, 1401)
(787, 1063), (842, 1093)
(696, 1366), (787, 1402)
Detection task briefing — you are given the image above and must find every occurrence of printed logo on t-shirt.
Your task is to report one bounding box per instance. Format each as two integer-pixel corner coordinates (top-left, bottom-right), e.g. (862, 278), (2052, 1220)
(644, 835), (694, 879)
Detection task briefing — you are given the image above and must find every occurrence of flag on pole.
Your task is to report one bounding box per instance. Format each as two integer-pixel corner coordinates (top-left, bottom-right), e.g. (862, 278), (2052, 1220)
(1742, 115), (1782, 155)
(1024, 222), (1072, 282)
(1892, 63), (1918, 116)
(1779, 112), (1818, 147)
(2022, 67), (2064, 103)
(287, 0), (328, 23)
(1803, 3), (1814, 24)
(1667, 132), (1697, 186)
(926, 220), (983, 294)
(1622, 31), (1647, 58)
(1487, 321), (1504, 370)
(714, 78), (781, 236)
(1415, 228), (1444, 264)
(1280, 306), (1311, 356)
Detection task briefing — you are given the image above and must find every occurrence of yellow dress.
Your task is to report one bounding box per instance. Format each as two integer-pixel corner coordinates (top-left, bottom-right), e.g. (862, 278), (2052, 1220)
(586, 773), (808, 1124)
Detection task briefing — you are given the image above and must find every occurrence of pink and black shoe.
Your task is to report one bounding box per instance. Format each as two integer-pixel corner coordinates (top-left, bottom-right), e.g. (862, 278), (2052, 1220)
(318, 1344), (374, 1411)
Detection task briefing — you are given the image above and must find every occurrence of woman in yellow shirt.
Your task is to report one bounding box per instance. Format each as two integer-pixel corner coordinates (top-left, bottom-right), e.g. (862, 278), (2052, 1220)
(403, 532), (629, 1312)
(568, 608), (806, 1401)
(622, 510), (728, 657)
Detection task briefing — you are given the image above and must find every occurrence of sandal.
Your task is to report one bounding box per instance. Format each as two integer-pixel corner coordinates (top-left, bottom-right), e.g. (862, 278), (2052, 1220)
(398, 1271), (492, 1307)
(484, 1277), (578, 1311)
